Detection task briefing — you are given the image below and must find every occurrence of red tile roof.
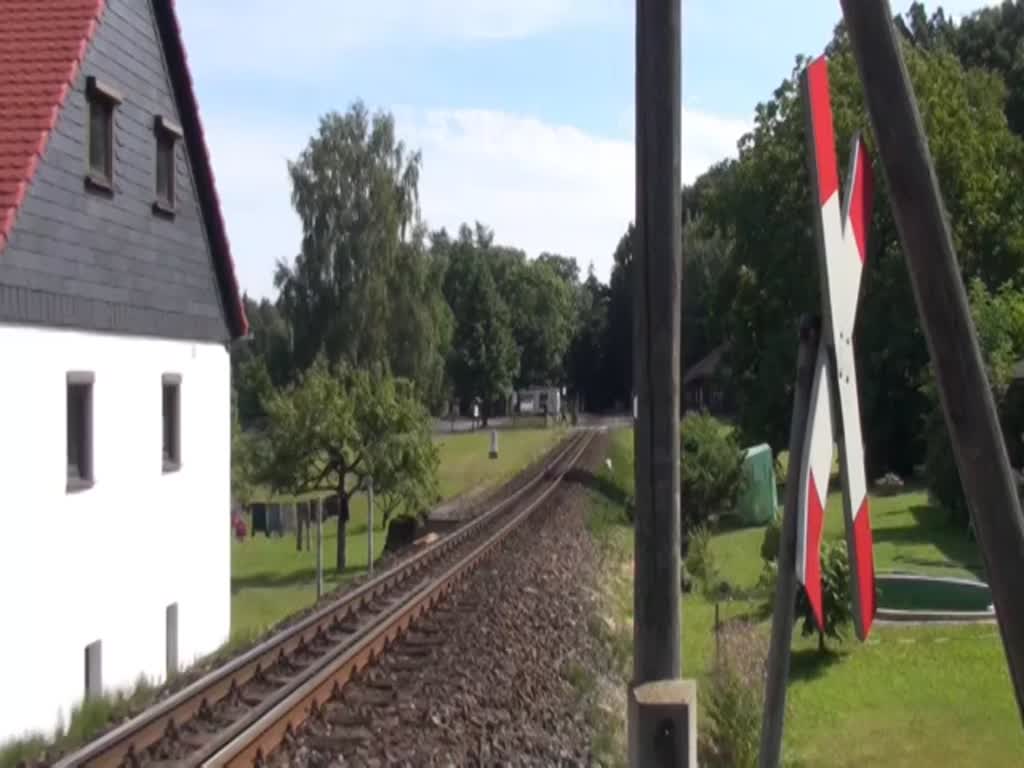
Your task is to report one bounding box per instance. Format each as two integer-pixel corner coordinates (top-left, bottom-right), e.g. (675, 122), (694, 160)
(0, 0), (101, 248)
(0, 0), (249, 338)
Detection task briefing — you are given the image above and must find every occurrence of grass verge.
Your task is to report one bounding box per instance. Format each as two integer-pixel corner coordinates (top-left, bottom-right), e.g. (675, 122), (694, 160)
(231, 426), (566, 639)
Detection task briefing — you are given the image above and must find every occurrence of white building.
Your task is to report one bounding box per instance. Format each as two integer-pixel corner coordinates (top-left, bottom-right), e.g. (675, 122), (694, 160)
(0, 0), (248, 741)
(516, 386), (563, 417)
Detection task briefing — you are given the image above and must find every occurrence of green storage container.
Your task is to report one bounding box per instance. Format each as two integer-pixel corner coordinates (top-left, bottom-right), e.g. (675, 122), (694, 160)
(737, 443), (778, 525)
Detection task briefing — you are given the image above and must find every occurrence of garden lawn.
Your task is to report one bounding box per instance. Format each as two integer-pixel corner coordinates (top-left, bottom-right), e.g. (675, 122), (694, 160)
(585, 427), (1023, 766)
(232, 426), (565, 639)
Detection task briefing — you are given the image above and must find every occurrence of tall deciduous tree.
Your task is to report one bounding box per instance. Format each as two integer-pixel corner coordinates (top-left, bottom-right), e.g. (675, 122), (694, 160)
(387, 223), (453, 411)
(442, 225), (519, 424)
(924, 278), (1024, 523)
(279, 103), (419, 371)
(274, 103), (450, 408)
(506, 258), (575, 388)
(230, 389), (260, 507)
(603, 226), (635, 410)
(699, 30), (1024, 475)
(567, 265), (610, 411)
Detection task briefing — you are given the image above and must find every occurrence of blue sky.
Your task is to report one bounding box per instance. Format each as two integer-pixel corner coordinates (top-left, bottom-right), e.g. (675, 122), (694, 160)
(175, 1), (993, 299)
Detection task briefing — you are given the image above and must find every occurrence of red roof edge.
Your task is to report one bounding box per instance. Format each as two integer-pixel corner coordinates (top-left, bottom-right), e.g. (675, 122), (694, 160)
(156, 0), (249, 339)
(0, 3), (104, 251)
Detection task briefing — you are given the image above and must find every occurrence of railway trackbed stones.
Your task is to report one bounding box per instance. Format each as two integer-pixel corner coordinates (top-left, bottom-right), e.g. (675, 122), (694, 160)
(269, 434), (609, 766)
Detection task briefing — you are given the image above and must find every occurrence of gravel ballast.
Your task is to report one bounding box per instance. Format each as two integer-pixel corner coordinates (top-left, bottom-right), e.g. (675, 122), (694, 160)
(271, 432), (610, 767)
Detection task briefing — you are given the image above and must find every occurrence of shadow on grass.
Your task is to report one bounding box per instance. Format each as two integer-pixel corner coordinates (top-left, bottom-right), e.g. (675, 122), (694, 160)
(789, 646), (845, 682)
(565, 467), (630, 506)
(232, 563), (367, 592)
(870, 504), (984, 578)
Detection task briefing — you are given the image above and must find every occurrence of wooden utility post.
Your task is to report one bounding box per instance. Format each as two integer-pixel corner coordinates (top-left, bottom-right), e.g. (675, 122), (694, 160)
(631, 0), (692, 764)
(840, 0), (1024, 721)
(759, 316), (820, 767)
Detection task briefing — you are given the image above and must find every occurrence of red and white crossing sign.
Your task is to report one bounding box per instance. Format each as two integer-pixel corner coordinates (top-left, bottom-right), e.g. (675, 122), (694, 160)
(795, 56), (877, 641)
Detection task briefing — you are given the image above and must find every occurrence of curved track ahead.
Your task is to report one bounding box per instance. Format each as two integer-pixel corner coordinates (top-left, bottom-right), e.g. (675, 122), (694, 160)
(54, 430), (593, 768)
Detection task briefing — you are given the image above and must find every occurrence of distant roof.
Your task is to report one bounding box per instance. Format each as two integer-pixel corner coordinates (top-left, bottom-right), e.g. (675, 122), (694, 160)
(0, 0), (248, 338)
(684, 344), (728, 386)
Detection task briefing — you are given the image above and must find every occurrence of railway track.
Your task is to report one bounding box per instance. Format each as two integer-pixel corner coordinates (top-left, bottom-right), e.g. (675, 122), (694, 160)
(55, 429), (594, 768)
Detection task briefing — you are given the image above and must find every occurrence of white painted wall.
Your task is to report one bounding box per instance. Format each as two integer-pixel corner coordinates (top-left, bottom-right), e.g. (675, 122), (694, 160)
(0, 323), (231, 742)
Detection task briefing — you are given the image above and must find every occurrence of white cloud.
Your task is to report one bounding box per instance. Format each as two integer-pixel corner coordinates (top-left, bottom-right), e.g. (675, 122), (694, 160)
(176, 0), (626, 78)
(204, 105), (749, 299)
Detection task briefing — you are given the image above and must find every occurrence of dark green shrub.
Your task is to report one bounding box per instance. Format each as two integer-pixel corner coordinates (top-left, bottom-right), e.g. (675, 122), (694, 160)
(680, 412), (747, 533)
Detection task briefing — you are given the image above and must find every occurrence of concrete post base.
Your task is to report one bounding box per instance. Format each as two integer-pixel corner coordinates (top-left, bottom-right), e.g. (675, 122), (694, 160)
(627, 679), (697, 767)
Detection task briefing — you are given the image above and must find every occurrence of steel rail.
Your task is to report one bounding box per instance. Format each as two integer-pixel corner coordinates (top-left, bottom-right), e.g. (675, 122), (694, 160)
(200, 430), (594, 768)
(53, 431), (587, 768)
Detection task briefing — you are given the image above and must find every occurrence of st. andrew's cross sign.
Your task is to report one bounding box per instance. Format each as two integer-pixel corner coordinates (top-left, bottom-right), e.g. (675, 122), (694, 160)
(796, 56), (877, 641)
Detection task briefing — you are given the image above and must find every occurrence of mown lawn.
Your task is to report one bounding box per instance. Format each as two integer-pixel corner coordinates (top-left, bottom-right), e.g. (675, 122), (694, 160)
(586, 428), (1023, 766)
(232, 426), (565, 639)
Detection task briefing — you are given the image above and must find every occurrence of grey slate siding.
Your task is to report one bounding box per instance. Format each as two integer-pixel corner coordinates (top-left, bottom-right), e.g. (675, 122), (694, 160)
(0, 0), (231, 343)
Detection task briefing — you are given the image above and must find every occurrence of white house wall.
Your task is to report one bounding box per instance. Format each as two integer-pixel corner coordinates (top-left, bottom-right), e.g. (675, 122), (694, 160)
(0, 324), (230, 741)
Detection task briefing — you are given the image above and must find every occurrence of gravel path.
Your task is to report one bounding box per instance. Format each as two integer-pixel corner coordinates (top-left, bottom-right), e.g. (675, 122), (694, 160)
(271, 433), (609, 767)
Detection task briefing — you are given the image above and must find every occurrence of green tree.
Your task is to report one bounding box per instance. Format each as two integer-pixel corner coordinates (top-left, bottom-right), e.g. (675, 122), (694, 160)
(230, 389), (259, 506)
(680, 412), (747, 542)
(374, 408), (440, 525)
(259, 360), (437, 572)
(278, 103), (420, 371)
(603, 226), (634, 410)
(509, 259), (575, 387)
(536, 251), (581, 286)
(567, 265), (610, 411)
(275, 102), (452, 409)
(701, 32), (1024, 475)
(441, 224), (520, 423)
(234, 355), (275, 429)
(386, 224), (453, 411)
(949, 1), (1024, 136)
(682, 213), (734, 372)
(234, 294), (293, 385)
(924, 277), (1024, 523)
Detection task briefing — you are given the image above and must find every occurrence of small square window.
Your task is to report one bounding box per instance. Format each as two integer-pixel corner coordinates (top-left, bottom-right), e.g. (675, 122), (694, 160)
(163, 374), (181, 472)
(67, 372), (94, 492)
(85, 77), (121, 191)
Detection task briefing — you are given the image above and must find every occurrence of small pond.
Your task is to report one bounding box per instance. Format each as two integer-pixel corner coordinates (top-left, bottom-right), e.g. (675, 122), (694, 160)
(876, 573), (994, 621)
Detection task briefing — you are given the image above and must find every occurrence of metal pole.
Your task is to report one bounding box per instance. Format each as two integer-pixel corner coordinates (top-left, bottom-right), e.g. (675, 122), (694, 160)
(368, 477), (375, 576)
(633, 0), (682, 687)
(840, 0), (1024, 722)
(760, 316), (820, 768)
(316, 496), (324, 600)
